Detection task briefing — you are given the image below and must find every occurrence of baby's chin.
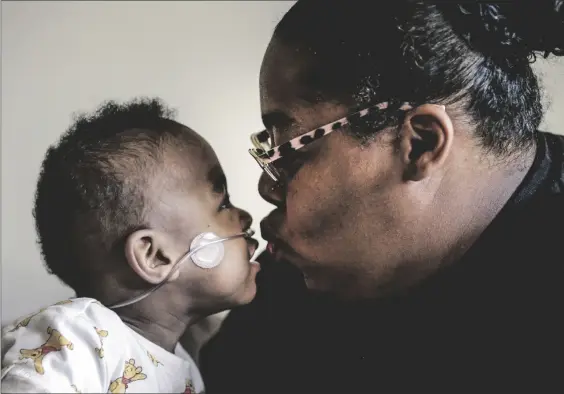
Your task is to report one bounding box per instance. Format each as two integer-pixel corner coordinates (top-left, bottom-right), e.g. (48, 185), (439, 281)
(200, 265), (260, 312)
(243, 272), (259, 301)
(228, 265), (260, 306)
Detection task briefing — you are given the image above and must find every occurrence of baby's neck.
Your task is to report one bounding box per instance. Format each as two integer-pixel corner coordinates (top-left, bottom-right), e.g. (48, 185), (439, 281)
(79, 276), (202, 352)
(115, 299), (201, 354)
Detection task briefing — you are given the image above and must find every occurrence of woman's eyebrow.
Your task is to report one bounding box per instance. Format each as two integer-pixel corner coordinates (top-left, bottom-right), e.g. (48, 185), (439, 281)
(261, 110), (296, 132)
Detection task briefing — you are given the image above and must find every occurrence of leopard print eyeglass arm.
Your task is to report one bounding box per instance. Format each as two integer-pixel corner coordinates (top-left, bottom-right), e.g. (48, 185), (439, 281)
(249, 101), (414, 182)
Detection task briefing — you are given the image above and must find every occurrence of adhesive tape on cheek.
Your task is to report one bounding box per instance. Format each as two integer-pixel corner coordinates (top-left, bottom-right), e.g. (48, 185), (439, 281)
(190, 232), (224, 269)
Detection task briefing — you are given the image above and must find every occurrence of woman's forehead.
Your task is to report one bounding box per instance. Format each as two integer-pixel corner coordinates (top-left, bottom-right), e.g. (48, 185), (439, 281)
(260, 40), (314, 108)
(260, 49), (318, 130)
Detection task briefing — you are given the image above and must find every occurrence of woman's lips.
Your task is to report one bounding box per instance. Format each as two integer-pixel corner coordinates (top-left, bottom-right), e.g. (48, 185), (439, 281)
(261, 210), (298, 261)
(267, 241), (276, 254)
(261, 213), (284, 254)
(266, 240), (290, 261)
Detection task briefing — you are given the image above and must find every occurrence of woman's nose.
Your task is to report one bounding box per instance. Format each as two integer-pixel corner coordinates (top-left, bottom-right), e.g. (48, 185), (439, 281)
(258, 172), (285, 207)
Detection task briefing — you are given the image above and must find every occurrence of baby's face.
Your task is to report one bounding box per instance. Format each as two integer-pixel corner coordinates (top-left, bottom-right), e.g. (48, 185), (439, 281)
(148, 130), (260, 311)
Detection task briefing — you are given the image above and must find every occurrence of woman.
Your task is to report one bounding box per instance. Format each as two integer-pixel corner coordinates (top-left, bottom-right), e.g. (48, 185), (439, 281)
(200, 1), (564, 392)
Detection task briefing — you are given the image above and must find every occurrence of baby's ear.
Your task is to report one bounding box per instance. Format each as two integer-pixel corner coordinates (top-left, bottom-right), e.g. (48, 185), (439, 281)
(124, 230), (181, 285)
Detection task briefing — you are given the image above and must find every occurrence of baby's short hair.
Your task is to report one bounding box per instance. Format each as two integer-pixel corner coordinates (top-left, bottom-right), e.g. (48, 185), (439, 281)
(34, 97), (188, 290)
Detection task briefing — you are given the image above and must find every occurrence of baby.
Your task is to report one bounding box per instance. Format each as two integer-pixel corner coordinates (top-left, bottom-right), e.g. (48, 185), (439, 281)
(1, 98), (260, 393)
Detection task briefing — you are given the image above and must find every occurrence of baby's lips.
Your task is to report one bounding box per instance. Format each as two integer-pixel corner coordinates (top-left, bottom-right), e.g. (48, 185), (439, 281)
(246, 237), (259, 259)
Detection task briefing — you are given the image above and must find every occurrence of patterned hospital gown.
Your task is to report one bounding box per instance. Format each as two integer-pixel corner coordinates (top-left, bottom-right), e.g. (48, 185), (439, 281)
(1, 298), (204, 393)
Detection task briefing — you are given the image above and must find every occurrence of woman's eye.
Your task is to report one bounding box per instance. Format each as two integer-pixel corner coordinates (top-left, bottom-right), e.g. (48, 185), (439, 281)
(267, 130), (276, 148)
(276, 150), (310, 180)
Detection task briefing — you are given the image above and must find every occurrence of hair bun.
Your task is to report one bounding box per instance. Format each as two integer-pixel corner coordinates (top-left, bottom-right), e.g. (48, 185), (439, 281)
(440, 1), (564, 65)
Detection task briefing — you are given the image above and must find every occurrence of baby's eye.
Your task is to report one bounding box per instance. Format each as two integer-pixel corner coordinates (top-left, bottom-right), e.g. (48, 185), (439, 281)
(219, 194), (232, 211)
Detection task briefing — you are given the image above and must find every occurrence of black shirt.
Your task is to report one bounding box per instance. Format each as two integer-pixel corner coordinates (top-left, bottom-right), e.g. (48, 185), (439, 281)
(201, 131), (564, 393)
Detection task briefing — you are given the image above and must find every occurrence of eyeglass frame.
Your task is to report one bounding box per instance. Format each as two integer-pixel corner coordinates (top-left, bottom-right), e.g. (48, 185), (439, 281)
(249, 100), (414, 182)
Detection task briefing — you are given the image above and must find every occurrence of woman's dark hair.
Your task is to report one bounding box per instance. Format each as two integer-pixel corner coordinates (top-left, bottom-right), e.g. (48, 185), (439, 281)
(274, 1), (564, 156)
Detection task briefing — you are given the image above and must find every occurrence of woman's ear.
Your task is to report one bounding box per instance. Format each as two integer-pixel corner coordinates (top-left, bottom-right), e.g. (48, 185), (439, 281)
(398, 104), (454, 181)
(124, 229), (181, 285)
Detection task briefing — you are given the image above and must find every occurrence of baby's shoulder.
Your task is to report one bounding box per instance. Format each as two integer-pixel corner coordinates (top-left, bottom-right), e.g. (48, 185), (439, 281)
(1, 297), (129, 361)
(3, 297), (121, 334)
(1, 298), (127, 392)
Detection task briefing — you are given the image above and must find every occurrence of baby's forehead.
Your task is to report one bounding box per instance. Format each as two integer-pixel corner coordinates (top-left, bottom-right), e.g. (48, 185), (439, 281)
(207, 163), (228, 195)
(145, 149), (225, 216)
(160, 128), (226, 191)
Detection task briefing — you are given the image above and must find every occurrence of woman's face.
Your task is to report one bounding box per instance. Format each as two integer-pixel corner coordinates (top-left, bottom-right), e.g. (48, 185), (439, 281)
(257, 40), (423, 298)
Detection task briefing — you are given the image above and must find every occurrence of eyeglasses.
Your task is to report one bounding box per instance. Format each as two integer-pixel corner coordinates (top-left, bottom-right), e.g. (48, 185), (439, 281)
(249, 101), (413, 182)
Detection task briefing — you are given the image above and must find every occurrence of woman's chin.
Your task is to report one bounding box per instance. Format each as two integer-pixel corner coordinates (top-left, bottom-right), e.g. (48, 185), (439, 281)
(302, 271), (335, 295)
(303, 272), (319, 290)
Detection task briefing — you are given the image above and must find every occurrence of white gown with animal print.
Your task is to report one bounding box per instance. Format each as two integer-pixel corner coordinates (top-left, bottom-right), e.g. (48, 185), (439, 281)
(1, 298), (204, 393)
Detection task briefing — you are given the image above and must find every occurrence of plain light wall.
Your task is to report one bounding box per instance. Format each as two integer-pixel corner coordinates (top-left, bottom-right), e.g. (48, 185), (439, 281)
(1, 0), (294, 324)
(1, 1), (563, 325)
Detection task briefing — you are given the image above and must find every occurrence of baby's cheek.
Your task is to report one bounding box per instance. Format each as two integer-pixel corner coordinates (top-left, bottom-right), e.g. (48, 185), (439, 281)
(212, 257), (251, 294)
